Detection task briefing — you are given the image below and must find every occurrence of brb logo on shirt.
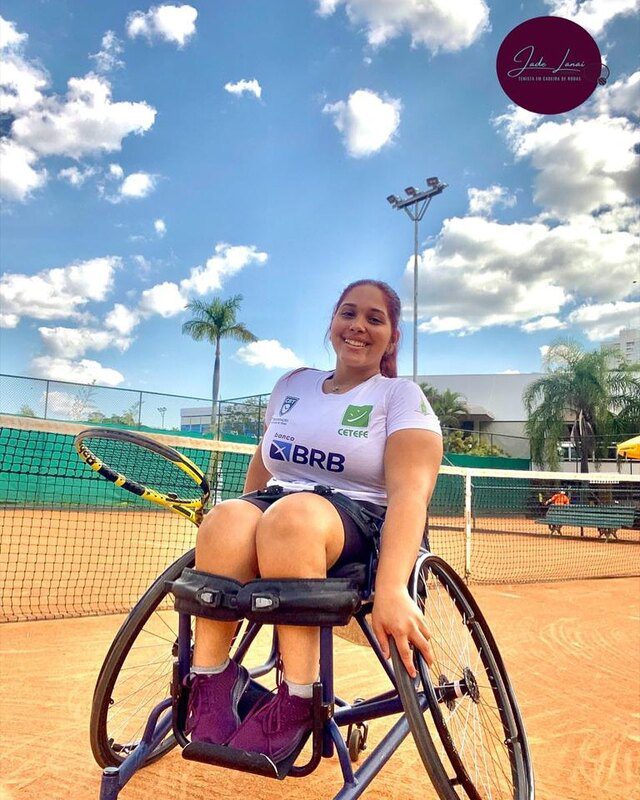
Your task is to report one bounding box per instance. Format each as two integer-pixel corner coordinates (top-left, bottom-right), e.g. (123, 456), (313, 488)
(269, 440), (345, 472)
(338, 404), (373, 438)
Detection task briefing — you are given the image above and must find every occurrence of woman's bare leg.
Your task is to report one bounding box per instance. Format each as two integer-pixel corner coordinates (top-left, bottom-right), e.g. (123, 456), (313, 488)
(192, 499), (262, 667)
(254, 494), (345, 684)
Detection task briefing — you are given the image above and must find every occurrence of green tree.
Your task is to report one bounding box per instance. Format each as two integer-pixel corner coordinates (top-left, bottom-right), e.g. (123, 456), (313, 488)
(523, 339), (640, 472)
(182, 295), (257, 435)
(19, 404), (36, 417)
(420, 383), (469, 429)
(445, 429), (508, 457)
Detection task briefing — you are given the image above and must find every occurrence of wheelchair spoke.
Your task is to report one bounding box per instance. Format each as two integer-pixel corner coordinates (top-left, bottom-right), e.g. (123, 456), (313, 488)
(405, 557), (529, 799)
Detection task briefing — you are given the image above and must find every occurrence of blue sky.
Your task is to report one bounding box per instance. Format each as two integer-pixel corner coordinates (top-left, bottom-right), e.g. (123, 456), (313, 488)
(1, 0), (638, 406)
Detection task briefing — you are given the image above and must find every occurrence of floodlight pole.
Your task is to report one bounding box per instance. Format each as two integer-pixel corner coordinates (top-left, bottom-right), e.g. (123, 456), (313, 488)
(387, 180), (447, 383)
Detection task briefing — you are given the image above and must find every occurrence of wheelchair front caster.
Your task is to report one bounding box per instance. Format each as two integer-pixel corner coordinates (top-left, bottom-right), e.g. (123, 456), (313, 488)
(347, 721), (369, 763)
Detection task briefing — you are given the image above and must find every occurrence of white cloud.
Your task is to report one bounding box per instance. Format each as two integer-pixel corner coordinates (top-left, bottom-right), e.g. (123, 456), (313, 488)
(12, 73), (156, 158)
(468, 185), (516, 217)
(30, 356), (124, 386)
(0, 52), (48, 115)
(58, 165), (97, 187)
(119, 171), (156, 198)
(543, 0), (640, 35)
(139, 281), (187, 317)
(316, 0), (490, 52)
(539, 345), (550, 360)
(0, 256), (120, 326)
(109, 163), (124, 179)
(413, 214), (637, 335)
(127, 4), (197, 46)
(0, 15), (27, 50)
(498, 369), (521, 374)
(567, 301), (640, 341)
(224, 79), (262, 99)
(236, 340), (304, 369)
(38, 326), (131, 358)
(521, 316), (566, 333)
(105, 303), (140, 335)
(154, 218), (166, 236)
(0, 138), (47, 200)
(323, 89), (400, 157)
(180, 243), (268, 296)
(593, 70), (640, 118)
(90, 30), (125, 73)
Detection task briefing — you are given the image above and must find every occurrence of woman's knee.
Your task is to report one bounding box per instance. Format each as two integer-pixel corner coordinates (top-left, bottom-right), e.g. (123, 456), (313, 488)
(196, 499), (262, 563)
(255, 494), (344, 559)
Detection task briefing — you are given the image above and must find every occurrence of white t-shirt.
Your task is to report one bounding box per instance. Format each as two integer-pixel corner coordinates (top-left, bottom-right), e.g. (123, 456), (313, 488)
(261, 369), (441, 504)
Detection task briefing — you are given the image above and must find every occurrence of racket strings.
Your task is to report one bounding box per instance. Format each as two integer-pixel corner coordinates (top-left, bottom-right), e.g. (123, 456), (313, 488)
(83, 436), (203, 499)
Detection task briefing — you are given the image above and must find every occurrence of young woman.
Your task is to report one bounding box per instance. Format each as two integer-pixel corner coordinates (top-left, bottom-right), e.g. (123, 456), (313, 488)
(186, 279), (443, 762)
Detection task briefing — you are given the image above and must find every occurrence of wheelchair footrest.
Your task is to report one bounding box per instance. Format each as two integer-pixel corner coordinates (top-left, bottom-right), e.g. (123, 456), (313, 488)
(181, 736), (310, 781)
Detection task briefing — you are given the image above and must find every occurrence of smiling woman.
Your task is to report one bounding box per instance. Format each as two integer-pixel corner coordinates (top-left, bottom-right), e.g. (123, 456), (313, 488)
(185, 277), (443, 763)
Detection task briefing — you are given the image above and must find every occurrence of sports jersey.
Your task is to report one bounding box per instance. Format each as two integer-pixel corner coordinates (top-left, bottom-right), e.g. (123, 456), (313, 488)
(261, 369), (441, 504)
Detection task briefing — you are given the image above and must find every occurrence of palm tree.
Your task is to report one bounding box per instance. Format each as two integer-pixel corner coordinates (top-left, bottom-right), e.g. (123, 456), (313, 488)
(182, 295), (257, 436)
(523, 338), (640, 472)
(420, 383), (469, 429)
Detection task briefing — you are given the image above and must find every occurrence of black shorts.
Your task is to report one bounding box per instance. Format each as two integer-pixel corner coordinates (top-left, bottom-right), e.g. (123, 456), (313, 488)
(239, 485), (386, 571)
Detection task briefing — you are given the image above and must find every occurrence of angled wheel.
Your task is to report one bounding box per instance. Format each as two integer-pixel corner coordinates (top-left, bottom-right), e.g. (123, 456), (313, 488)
(90, 550), (195, 768)
(392, 553), (534, 800)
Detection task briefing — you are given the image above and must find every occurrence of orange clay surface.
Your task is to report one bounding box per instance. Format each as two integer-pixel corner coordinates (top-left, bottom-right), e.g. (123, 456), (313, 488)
(1, 577), (639, 800)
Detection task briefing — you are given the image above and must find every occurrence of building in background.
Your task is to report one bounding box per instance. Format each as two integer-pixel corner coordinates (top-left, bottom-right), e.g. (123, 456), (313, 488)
(415, 373), (540, 458)
(602, 327), (640, 368)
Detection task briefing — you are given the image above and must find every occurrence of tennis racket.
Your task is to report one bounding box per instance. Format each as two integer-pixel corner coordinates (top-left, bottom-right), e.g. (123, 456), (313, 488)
(74, 428), (210, 525)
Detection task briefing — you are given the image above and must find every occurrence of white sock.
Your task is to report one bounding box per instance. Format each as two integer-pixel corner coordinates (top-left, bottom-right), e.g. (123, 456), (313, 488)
(192, 658), (230, 675)
(285, 678), (315, 699)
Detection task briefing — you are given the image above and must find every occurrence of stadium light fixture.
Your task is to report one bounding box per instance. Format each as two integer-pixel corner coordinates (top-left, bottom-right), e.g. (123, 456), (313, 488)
(385, 177), (448, 383)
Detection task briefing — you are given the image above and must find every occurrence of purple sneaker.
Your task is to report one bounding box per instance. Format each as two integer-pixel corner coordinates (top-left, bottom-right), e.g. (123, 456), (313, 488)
(184, 661), (251, 744)
(227, 682), (313, 762)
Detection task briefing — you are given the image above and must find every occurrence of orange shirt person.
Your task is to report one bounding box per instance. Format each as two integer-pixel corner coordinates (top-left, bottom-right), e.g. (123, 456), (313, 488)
(545, 490), (569, 506)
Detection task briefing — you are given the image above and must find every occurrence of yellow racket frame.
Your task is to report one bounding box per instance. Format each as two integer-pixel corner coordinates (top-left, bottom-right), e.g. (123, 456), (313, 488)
(74, 428), (210, 526)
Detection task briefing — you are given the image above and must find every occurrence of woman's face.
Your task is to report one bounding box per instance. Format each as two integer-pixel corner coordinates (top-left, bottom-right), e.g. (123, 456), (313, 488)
(329, 284), (395, 372)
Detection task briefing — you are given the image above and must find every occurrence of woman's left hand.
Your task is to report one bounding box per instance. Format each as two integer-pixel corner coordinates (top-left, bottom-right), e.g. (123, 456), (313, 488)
(371, 584), (434, 678)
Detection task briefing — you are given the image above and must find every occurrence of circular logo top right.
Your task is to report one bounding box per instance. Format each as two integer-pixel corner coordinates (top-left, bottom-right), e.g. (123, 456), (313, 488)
(496, 16), (607, 115)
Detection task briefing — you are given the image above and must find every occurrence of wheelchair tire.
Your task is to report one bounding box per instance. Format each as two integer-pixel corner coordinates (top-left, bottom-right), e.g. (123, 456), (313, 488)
(392, 553), (534, 800)
(90, 549), (195, 769)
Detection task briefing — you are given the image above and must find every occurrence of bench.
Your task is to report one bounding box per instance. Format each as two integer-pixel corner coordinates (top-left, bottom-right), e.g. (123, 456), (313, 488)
(535, 504), (636, 540)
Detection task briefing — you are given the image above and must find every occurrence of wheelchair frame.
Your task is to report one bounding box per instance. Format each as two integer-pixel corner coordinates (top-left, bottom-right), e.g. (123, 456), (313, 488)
(94, 547), (534, 800)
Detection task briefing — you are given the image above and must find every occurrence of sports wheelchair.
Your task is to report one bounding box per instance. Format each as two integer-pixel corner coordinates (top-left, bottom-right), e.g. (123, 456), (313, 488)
(91, 543), (534, 800)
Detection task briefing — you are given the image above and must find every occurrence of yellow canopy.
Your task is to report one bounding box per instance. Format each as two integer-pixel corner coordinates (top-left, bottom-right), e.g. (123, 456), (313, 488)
(617, 435), (640, 459)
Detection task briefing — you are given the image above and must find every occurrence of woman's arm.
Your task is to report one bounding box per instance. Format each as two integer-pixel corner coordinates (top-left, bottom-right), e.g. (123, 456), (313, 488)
(243, 443), (272, 493)
(372, 428), (443, 677)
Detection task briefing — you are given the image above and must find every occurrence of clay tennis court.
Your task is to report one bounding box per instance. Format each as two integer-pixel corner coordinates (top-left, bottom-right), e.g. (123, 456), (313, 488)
(1, 574), (638, 800)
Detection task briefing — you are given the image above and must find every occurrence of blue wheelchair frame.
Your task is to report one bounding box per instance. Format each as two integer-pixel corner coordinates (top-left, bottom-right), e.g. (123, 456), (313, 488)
(99, 551), (423, 800)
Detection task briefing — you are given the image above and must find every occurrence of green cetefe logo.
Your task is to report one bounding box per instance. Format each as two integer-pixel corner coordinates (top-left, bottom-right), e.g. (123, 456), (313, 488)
(341, 405), (373, 428)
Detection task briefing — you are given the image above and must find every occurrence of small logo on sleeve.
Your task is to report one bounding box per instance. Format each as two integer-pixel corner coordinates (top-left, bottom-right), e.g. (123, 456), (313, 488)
(279, 396), (299, 416)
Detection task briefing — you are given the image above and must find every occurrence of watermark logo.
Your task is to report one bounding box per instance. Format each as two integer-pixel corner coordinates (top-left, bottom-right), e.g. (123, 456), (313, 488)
(280, 396), (299, 416)
(496, 16), (607, 115)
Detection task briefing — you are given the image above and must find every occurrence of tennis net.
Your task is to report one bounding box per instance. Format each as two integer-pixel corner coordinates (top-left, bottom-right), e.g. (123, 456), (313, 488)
(1, 415), (639, 622)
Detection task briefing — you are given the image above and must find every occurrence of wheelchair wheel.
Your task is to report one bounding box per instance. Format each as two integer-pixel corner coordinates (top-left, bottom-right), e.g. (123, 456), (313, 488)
(90, 549), (195, 768)
(391, 553), (534, 800)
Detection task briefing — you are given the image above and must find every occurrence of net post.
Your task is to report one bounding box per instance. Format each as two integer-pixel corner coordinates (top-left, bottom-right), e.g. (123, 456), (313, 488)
(137, 392), (143, 427)
(44, 380), (50, 419)
(464, 471), (472, 582)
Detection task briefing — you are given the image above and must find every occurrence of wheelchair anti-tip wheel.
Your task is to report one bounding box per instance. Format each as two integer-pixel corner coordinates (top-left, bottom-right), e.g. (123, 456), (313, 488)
(90, 550), (196, 768)
(391, 554), (534, 800)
